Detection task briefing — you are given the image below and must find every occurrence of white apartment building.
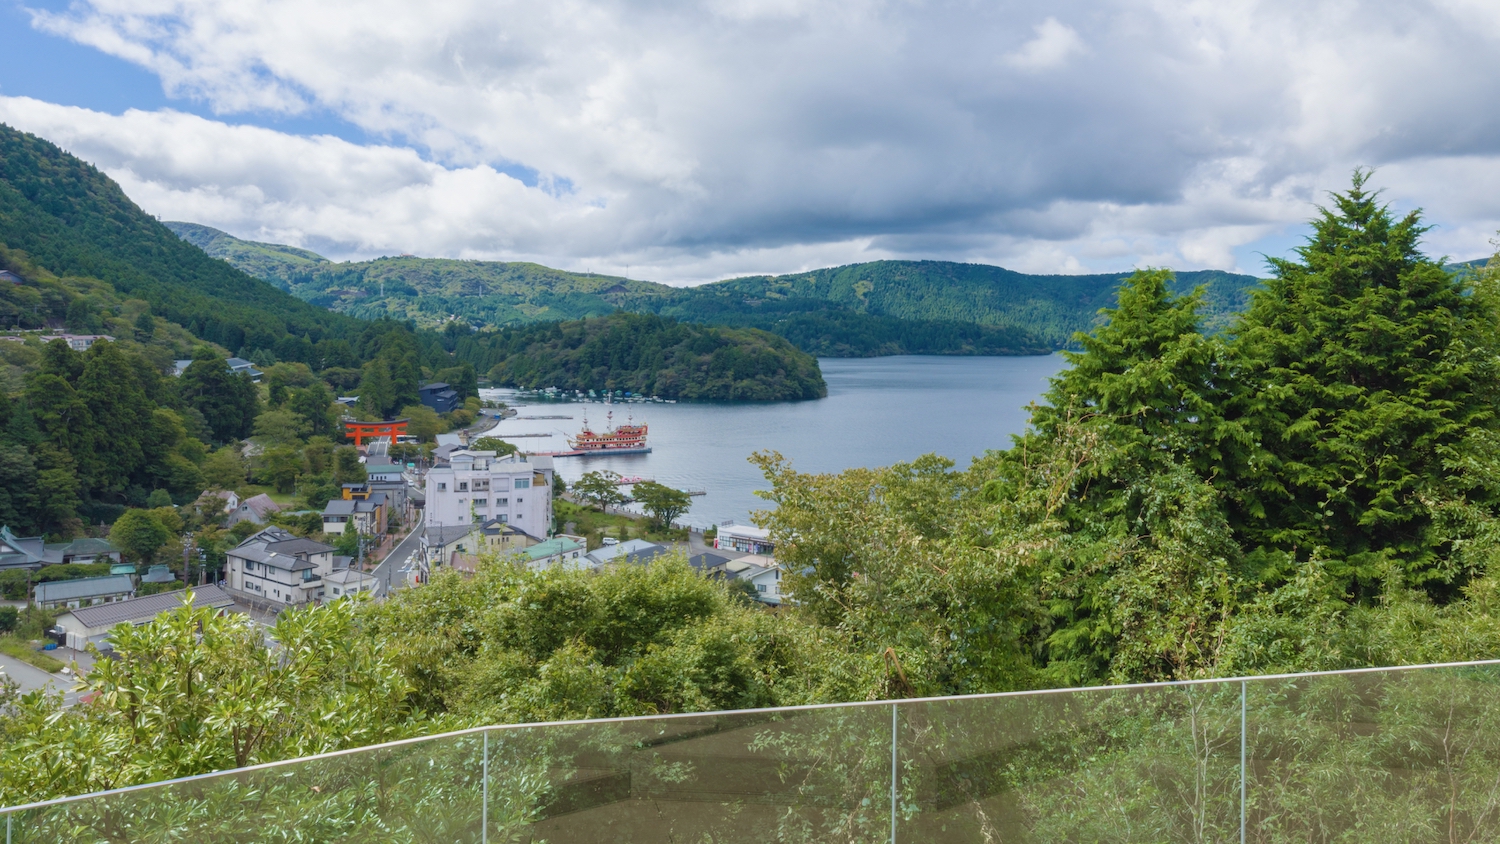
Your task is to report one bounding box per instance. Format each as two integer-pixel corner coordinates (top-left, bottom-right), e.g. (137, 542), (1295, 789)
(425, 451), (554, 535)
(225, 527), (337, 606)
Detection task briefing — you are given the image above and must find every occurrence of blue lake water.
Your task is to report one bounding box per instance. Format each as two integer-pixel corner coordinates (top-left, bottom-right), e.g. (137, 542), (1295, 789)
(479, 354), (1069, 528)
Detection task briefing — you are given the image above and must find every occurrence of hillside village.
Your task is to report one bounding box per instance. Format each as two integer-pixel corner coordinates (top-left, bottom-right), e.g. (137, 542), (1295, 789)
(0, 376), (782, 687)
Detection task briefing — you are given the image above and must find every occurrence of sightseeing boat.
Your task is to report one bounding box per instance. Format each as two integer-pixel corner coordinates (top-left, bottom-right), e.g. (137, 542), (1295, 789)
(566, 412), (650, 456)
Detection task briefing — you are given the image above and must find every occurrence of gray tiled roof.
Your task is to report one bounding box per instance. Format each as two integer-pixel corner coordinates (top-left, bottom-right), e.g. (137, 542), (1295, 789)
(66, 585), (234, 630)
(34, 575), (134, 603)
(265, 537), (334, 555)
(425, 524), (474, 547)
(230, 527), (320, 571)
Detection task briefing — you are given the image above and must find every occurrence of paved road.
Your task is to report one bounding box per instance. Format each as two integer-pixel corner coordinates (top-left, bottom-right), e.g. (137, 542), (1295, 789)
(0, 652), (85, 705)
(371, 515), (424, 598)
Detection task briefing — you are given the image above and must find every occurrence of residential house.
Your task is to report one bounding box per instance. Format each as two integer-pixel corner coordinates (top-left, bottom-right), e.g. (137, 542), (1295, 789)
(0, 270), (21, 284)
(585, 538), (670, 569)
(419, 382), (460, 414)
(33, 575), (135, 610)
(519, 536), (588, 571)
(228, 493), (283, 526)
(424, 451), (553, 533)
(477, 519), (540, 555)
(691, 553), (783, 605)
(324, 568), (379, 600)
(365, 458), (404, 483)
(54, 586), (236, 651)
(322, 489), (389, 536)
(172, 357), (264, 382)
(225, 357), (264, 382)
(193, 489), (241, 518)
(421, 523), (480, 568)
(57, 334), (114, 351)
(224, 527), (337, 606)
(0, 526), (121, 571)
(714, 522), (774, 555)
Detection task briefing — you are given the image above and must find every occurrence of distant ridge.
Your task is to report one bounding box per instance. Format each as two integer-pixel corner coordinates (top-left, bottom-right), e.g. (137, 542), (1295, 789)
(165, 222), (1266, 356)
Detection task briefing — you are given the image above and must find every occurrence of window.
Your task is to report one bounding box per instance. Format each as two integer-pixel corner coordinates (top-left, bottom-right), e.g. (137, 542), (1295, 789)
(757, 584), (767, 593)
(517, 498), (523, 505)
(474, 498), (487, 506)
(458, 482), (468, 492)
(498, 514), (508, 523)
(438, 483), (447, 491)
(515, 479), (530, 489)
(496, 498), (508, 506)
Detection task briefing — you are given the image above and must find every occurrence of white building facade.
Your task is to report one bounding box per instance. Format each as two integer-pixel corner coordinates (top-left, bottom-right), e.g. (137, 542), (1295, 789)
(424, 451), (554, 535)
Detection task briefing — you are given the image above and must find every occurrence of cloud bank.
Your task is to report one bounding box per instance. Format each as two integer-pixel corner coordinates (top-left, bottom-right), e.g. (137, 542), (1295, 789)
(5, 0), (1500, 282)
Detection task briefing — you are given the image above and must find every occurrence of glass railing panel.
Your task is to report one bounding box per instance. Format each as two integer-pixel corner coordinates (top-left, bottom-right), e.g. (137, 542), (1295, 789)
(484, 704), (896, 843)
(5, 730), (485, 843)
(896, 681), (1244, 842)
(1245, 663), (1500, 843)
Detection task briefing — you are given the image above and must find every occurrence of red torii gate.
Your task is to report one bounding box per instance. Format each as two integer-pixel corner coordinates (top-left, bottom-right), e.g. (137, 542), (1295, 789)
(344, 418), (409, 446)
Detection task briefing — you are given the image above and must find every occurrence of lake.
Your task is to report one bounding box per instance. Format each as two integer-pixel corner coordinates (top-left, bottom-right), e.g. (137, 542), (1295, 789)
(478, 354), (1069, 528)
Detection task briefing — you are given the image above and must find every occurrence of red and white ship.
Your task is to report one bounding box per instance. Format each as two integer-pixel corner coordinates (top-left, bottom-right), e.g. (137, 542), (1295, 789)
(565, 411), (651, 456)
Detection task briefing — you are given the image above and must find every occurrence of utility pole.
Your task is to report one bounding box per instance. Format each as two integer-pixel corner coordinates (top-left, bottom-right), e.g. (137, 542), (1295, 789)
(183, 532), (193, 587)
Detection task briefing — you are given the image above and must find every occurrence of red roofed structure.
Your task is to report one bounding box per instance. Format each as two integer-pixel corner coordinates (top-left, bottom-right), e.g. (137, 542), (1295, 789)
(344, 418), (409, 446)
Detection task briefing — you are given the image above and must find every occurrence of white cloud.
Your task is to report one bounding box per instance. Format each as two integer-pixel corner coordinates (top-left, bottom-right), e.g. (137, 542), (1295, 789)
(9, 0), (1500, 281)
(1004, 18), (1085, 72)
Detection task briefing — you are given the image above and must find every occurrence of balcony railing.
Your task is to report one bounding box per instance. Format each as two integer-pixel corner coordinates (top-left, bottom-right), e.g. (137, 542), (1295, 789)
(5, 659), (1500, 841)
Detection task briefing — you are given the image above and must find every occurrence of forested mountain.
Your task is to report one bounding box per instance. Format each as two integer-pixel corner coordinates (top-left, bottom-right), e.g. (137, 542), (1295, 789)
(163, 223), (674, 325)
(167, 221), (331, 283)
(166, 223), (1259, 355)
(625, 261), (1260, 349)
(0, 126), (366, 358)
(454, 312), (827, 400)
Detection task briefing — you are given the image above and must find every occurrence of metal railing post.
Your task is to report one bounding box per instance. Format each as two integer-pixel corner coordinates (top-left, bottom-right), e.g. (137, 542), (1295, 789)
(1240, 680), (1247, 844)
(482, 731), (490, 844)
(890, 703), (899, 844)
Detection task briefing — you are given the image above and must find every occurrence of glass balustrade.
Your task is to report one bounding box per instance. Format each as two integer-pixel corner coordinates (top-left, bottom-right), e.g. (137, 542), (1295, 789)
(5, 660), (1500, 843)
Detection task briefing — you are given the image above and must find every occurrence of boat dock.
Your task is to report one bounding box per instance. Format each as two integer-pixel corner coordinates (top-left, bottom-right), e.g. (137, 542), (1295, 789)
(531, 447), (653, 458)
(518, 415), (573, 420)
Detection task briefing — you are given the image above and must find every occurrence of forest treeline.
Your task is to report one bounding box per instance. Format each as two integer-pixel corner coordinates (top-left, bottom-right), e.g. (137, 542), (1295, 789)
(451, 312), (828, 400)
(166, 222), (1262, 356)
(7, 177), (1500, 818)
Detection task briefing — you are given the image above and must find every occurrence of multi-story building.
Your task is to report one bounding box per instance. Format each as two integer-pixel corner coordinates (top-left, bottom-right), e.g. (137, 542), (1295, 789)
(224, 527), (337, 606)
(424, 451), (554, 534)
(321, 486), (389, 536)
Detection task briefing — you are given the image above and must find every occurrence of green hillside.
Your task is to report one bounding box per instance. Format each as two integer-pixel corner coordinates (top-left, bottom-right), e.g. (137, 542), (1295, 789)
(165, 221), (329, 286)
(628, 261), (1259, 349)
(0, 126), (364, 355)
(162, 224), (675, 326)
(167, 223), (1262, 355)
(458, 312), (827, 401)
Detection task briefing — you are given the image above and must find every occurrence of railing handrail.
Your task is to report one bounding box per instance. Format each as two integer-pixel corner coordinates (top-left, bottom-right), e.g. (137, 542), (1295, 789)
(5, 655), (1500, 816)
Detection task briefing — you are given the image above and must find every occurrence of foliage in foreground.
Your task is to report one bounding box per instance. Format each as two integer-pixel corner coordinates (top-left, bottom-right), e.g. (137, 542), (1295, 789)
(761, 173), (1500, 693)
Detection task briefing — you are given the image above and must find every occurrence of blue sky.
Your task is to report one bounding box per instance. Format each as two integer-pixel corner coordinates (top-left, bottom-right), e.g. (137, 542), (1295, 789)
(2, 0), (1497, 283)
